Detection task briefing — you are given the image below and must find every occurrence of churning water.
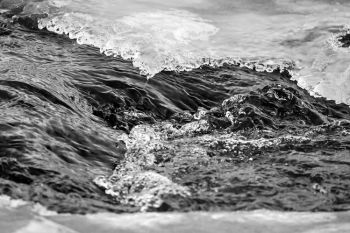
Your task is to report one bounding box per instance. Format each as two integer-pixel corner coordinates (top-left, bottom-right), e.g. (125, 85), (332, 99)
(30, 0), (350, 103)
(0, 0), (349, 214)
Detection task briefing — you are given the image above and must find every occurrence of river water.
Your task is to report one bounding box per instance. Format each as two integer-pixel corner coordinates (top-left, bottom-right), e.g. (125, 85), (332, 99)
(0, 0), (349, 214)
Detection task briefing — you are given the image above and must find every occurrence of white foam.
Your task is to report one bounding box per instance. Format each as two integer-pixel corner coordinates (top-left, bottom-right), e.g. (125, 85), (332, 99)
(13, 218), (78, 233)
(0, 195), (58, 216)
(38, 10), (218, 77)
(291, 27), (350, 105)
(94, 125), (190, 211)
(23, 0), (350, 105)
(0, 195), (27, 208)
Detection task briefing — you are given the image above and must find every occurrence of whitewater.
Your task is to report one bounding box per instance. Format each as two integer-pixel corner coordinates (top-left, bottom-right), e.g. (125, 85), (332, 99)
(1, 0), (350, 232)
(13, 0), (350, 105)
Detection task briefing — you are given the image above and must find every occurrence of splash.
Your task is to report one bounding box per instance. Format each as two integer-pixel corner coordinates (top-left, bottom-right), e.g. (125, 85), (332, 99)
(94, 125), (191, 212)
(38, 10), (219, 77)
(9, 0), (350, 104)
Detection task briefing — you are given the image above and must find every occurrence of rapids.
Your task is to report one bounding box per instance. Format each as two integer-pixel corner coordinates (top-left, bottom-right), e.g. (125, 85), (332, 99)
(0, 0), (349, 214)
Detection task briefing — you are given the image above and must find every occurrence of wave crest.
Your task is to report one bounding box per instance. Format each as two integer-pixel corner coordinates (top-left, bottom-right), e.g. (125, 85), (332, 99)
(38, 10), (220, 77)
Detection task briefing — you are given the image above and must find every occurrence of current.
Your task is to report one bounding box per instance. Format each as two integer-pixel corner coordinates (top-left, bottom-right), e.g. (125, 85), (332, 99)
(0, 0), (349, 214)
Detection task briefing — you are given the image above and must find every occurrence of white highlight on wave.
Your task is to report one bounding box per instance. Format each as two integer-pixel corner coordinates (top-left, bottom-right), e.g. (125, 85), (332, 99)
(0, 195), (57, 216)
(293, 27), (350, 105)
(28, 0), (350, 105)
(38, 10), (219, 77)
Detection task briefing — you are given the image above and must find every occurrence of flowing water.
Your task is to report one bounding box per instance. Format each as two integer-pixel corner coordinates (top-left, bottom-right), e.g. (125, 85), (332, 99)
(0, 0), (350, 214)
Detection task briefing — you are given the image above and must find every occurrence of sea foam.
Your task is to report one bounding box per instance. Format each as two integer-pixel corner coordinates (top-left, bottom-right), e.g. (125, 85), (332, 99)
(16, 0), (350, 105)
(38, 10), (219, 77)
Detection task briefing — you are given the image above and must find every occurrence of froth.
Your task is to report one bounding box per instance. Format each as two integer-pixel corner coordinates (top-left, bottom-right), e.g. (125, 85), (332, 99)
(291, 27), (350, 105)
(38, 10), (218, 77)
(25, 0), (350, 105)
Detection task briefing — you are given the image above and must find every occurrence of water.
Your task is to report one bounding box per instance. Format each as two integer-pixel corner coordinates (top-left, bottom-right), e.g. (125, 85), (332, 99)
(0, 0), (349, 214)
(28, 0), (350, 104)
(1, 196), (350, 233)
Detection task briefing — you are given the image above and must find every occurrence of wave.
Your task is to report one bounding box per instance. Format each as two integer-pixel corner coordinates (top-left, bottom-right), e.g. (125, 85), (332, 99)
(5, 0), (350, 105)
(1, 12), (350, 213)
(95, 83), (350, 211)
(37, 10), (296, 77)
(37, 10), (219, 77)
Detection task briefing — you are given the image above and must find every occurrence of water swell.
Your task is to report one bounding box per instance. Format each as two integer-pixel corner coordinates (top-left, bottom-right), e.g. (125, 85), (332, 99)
(36, 11), (296, 78)
(6, 0), (350, 106)
(1, 0), (295, 78)
(93, 81), (350, 211)
(0, 0), (350, 214)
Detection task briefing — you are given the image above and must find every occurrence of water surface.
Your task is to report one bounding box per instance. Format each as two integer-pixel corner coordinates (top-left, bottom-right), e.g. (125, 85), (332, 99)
(0, 0), (349, 213)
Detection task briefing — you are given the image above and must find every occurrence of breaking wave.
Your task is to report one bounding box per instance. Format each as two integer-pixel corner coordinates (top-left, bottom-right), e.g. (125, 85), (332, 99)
(0, 0), (350, 214)
(5, 0), (349, 105)
(38, 10), (219, 77)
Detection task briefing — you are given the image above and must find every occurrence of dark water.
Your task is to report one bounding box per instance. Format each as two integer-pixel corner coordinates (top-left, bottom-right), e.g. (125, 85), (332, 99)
(0, 3), (350, 214)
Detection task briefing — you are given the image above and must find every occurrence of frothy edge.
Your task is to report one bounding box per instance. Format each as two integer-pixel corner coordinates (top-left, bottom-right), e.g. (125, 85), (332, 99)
(36, 11), (295, 78)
